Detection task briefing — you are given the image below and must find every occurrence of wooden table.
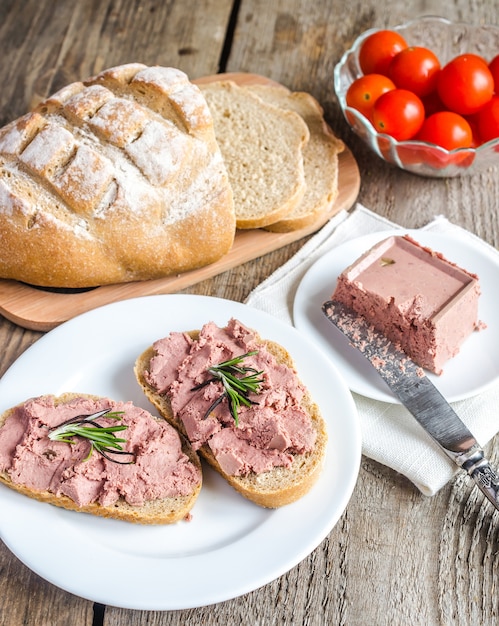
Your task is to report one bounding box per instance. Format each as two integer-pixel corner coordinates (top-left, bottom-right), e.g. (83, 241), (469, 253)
(1, 1), (499, 624)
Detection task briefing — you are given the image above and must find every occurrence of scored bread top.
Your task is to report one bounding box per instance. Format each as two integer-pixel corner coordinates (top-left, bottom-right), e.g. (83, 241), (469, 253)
(199, 80), (310, 229)
(0, 64), (235, 287)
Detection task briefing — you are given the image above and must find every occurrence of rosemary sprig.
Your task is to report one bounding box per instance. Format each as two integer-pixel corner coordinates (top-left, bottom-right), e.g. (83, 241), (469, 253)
(48, 408), (135, 464)
(191, 351), (264, 426)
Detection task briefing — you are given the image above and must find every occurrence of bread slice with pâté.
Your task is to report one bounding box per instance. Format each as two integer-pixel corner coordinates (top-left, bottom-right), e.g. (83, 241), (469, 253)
(0, 392), (202, 524)
(134, 319), (327, 508)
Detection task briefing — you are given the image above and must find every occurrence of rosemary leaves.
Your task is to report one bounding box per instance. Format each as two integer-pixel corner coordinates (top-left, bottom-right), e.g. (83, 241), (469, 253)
(191, 351), (264, 426)
(48, 408), (135, 464)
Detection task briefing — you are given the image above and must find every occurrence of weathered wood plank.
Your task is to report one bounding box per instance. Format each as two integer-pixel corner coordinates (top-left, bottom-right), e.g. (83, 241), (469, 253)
(0, 0), (233, 121)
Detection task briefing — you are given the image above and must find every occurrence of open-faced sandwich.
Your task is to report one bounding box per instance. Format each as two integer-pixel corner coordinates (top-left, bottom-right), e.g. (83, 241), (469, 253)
(0, 393), (202, 524)
(135, 318), (327, 508)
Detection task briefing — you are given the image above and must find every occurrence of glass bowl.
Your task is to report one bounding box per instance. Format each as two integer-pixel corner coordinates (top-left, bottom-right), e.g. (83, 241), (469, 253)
(334, 16), (499, 177)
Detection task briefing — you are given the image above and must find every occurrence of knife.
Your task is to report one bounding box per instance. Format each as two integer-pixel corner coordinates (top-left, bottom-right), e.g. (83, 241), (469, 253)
(322, 299), (499, 510)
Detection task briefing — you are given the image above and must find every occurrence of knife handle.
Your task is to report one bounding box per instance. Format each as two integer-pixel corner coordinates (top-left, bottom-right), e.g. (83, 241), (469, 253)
(455, 445), (499, 511)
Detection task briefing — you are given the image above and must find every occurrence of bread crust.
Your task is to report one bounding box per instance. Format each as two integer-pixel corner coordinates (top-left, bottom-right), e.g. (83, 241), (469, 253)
(0, 392), (202, 524)
(134, 330), (327, 508)
(0, 64), (235, 288)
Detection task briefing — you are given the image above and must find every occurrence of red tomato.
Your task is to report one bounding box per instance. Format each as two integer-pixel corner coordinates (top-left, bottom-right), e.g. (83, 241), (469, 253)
(477, 95), (499, 143)
(346, 74), (396, 121)
(359, 30), (408, 75)
(416, 111), (473, 150)
(489, 54), (499, 92)
(388, 46), (440, 97)
(437, 54), (494, 115)
(372, 89), (425, 140)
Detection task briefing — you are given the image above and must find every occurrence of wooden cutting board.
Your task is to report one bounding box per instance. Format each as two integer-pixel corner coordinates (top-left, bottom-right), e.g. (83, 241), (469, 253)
(0, 73), (360, 331)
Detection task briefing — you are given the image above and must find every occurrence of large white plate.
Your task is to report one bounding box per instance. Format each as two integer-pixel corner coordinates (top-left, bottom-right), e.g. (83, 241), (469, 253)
(0, 295), (361, 611)
(294, 230), (499, 404)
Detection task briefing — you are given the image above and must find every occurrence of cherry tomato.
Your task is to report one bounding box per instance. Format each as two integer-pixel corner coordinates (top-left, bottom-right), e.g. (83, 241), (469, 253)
(358, 30), (408, 75)
(416, 111), (473, 150)
(489, 54), (499, 92)
(372, 89), (425, 140)
(477, 95), (499, 143)
(388, 46), (440, 97)
(346, 74), (396, 121)
(437, 54), (494, 115)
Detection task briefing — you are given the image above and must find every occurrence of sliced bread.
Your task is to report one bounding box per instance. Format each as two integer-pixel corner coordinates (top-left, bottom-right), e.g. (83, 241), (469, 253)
(199, 80), (310, 229)
(134, 320), (327, 508)
(0, 392), (202, 524)
(247, 84), (345, 232)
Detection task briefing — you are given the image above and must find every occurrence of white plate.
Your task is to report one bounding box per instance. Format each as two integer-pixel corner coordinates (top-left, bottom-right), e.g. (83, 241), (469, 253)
(293, 230), (499, 404)
(0, 295), (361, 610)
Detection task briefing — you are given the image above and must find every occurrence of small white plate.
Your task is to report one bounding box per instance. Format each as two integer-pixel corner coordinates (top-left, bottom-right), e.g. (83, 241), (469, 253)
(0, 295), (361, 610)
(293, 230), (499, 404)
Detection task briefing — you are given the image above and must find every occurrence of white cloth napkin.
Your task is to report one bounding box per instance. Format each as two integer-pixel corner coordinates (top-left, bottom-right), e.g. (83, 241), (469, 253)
(245, 203), (499, 495)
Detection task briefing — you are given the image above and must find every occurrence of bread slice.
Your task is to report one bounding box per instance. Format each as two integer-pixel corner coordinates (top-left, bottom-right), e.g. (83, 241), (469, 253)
(247, 84), (345, 232)
(134, 324), (327, 508)
(199, 80), (309, 229)
(0, 392), (202, 524)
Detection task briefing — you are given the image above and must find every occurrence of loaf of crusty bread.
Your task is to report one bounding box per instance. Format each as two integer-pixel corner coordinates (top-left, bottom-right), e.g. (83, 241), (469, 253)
(0, 393), (202, 524)
(0, 64), (235, 287)
(134, 323), (327, 508)
(199, 80), (310, 229)
(247, 84), (345, 232)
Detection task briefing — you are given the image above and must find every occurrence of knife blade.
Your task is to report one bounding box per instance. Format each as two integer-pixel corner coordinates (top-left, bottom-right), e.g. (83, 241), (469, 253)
(322, 299), (499, 510)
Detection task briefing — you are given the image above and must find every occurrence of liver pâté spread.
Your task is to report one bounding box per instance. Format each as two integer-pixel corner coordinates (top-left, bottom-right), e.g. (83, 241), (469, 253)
(144, 318), (317, 476)
(0, 395), (201, 507)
